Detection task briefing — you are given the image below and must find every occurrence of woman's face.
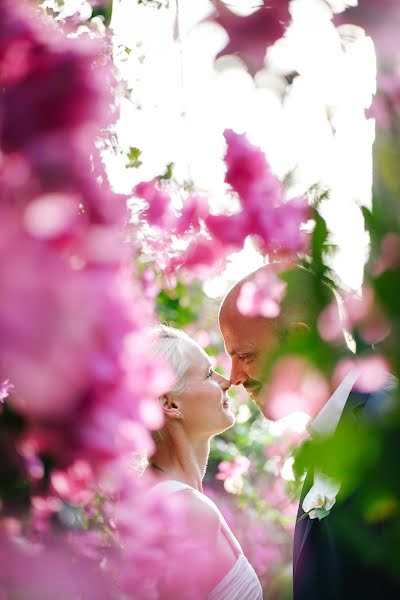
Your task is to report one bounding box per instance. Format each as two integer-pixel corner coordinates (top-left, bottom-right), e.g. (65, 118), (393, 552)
(176, 341), (234, 438)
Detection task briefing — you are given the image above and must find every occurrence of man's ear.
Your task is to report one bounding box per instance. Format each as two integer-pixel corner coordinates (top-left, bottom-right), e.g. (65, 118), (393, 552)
(287, 321), (310, 339)
(160, 394), (182, 418)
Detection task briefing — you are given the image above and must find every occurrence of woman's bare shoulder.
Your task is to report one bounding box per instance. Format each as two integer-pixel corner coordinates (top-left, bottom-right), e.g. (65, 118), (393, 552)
(178, 489), (222, 544)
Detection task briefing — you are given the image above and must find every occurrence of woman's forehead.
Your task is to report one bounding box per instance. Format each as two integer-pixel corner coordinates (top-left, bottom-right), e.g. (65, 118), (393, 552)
(186, 341), (211, 369)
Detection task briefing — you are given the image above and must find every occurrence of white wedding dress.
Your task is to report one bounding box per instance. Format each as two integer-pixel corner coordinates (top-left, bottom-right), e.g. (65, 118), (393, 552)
(149, 480), (263, 600)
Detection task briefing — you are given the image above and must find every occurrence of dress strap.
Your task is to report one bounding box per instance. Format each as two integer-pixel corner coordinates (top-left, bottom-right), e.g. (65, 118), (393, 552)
(146, 479), (194, 499)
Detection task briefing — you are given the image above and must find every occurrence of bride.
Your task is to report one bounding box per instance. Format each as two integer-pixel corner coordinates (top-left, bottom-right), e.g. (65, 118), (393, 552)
(147, 324), (263, 600)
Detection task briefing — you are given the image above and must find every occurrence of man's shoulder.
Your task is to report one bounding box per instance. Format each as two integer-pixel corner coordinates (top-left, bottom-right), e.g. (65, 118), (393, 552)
(360, 373), (397, 420)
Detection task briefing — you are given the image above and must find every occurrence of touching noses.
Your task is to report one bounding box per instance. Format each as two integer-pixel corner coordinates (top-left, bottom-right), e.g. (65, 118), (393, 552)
(229, 359), (246, 387)
(218, 374), (231, 392)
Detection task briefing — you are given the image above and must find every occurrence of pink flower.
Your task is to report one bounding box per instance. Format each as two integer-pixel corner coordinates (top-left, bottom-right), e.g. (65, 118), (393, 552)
(135, 179), (175, 229)
(0, 536), (112, 599)
(237, 268), (287, 318)
(366, 72), (400, 129)
(51, 460), (96, 505)
(0, 379), (13, 403)
(205, 131), (309, 258)
(263, 357), (330, 420)
(373, 233), (400, 275)
(333, 355), (390, 394)
(175, 195), (209, 235)
(31, 495), (62, 532)
(0, 0), (171, 475)
(334, 0), (400, 66)
(216, 456), (251, 480)
(205, 212), (249, 248)
(0, 11), (115, 152)
(167, 236), (228, 278)
(318, 287), (390, 346)
(210, 0), (291, 76)
(223, 129), (277, 202)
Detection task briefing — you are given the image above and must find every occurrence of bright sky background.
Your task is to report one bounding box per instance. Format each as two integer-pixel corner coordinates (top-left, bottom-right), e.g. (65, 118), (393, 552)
(52, 0), (377, 295)
(106, 0), (376, 296)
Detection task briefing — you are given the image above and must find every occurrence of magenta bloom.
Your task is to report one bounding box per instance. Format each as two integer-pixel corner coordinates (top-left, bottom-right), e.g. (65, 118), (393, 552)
(211, 0), (291, 76)
(0, 0), (172, 474)
(135, 179), (175, 229)
(334, 0), (400, 66)
(216, 456), (251, 481)
(237, 269), (287, 318)
(206, 130), (310, 257)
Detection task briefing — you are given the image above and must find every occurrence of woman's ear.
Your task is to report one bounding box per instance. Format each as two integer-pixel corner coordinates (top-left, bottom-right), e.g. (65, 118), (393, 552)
(160, 394), (182, 418)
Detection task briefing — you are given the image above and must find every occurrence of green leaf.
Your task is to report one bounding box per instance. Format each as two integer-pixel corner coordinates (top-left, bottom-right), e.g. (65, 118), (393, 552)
(126, 146), (143, 169)
(159, 162), (174, 181)
(92, 3), (113, 26)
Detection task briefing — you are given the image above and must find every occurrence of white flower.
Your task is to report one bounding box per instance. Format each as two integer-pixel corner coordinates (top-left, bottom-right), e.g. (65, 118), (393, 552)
(302, 471), (341, 520)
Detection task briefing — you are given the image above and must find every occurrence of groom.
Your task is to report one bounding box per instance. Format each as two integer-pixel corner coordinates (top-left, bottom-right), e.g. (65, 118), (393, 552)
(219, 263), (399, 600)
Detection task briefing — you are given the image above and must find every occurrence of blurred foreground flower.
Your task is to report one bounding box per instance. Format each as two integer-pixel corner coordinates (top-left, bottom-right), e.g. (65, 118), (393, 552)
(135, 129), (309, 278)
(333, 354), (390, 394)
(209, 0), (291, 76)
(237, 268), (287, 318)
(262, 357), (330, 420)
(0, 0), (174, 470)
(318, 286), (390, 346)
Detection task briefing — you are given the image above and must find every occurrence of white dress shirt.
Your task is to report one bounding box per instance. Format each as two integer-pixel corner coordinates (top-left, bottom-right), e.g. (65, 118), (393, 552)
(309, 369), (360, 437)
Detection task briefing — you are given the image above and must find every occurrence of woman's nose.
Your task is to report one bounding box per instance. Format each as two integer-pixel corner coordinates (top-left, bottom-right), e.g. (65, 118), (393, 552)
(219, 374), (231, 391)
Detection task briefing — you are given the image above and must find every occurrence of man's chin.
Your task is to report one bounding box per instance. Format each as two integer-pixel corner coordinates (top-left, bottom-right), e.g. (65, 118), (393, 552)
(247, 387), (278, 420)
(247, 388), (264, 411)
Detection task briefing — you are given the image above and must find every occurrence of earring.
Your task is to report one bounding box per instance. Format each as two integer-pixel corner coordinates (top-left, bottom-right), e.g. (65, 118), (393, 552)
(176, 410), (181, 417)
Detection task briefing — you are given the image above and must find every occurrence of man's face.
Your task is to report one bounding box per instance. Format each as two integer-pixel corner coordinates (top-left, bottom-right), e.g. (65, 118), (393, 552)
(219, 310), (278, 409)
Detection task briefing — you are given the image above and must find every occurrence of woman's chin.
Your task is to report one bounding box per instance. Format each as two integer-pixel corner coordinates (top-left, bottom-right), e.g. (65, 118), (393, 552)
(208, 410), (236, 437)
(221, 410), (235, 430)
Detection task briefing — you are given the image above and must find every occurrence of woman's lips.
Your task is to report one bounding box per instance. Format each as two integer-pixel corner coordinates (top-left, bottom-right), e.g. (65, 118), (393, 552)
(223, 400), (229, 408)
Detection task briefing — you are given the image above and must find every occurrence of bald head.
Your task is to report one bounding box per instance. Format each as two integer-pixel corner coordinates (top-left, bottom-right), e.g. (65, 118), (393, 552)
(219, 262), (337, 411)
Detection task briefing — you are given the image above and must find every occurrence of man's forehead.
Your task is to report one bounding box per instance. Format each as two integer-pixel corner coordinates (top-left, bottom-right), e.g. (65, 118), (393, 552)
(225, 341), (258, 356)
(221, 320), (272, 353)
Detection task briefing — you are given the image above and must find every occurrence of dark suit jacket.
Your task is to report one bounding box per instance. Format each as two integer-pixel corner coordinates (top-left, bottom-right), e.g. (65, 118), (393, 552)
(293, 385), (400, 600)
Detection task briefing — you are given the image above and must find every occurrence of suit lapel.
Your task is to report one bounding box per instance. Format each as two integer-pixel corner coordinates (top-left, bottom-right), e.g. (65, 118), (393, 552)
(293, 389), (370, 574)
(293, 467), (315, 575)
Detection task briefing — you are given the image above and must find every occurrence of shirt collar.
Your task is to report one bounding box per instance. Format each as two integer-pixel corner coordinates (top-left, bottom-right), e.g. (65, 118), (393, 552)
(309, 369), (360, 437)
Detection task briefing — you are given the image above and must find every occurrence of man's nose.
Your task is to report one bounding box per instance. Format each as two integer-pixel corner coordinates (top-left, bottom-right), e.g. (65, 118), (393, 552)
(229, 362), (246, 386)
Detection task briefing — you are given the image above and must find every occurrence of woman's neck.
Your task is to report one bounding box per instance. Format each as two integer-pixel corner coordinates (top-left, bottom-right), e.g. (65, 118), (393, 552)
(150, 429), (210, 492)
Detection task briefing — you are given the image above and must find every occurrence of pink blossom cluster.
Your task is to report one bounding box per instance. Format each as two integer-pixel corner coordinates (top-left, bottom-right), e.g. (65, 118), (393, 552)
(334, 0), (400, 66)
(262, 356), (330, 420)
(333, 354), (391, 394)
(206, 130), (309, 257)
(0, 3), (233, 597)
(216, 455), (251, 481)
(0, 0), (172, 470)
(367, 72), (400, 129)
(135, 131), (309, 278)
(236, 268), (287, 318)
(0, 379), (13, 405)
(318, 286), (390, 346)
(209, 0), (291, 76)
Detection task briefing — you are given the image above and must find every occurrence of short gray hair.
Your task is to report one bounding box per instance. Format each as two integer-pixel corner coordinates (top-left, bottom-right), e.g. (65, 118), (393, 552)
(150, 324), (195, 396)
